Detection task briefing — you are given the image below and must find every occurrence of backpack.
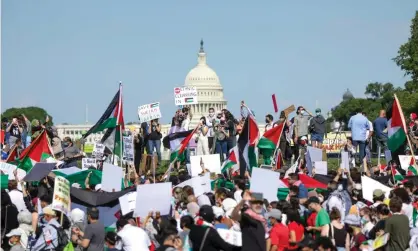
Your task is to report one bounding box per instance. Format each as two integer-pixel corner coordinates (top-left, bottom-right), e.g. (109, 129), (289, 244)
(50, 225), (69, 251)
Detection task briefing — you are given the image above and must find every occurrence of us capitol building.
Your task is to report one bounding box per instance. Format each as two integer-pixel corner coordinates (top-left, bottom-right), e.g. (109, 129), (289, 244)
(55, 41), (267, 159)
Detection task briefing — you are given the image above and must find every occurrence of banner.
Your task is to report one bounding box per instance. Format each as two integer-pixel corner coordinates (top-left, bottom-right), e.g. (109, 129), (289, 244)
(123, 135), (134, 163)
(138, 102), (162, 123)
(320, 132), (352, 153)
(174, 86), (198, 105)
(51, 176), (71, 215)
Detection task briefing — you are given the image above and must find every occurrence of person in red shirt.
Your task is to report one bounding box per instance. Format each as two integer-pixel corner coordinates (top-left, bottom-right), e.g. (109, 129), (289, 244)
(286, 209), (305, 250)
(266, 209), (289, 251)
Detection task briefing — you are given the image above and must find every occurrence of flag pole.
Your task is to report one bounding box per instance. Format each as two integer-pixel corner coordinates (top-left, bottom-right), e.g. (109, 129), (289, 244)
(119, 83), (124, 168)
(394, 94), (417, 169)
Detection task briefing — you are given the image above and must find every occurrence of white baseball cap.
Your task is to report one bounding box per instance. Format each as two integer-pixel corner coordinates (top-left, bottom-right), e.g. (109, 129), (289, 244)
(6, 228), (23, 237)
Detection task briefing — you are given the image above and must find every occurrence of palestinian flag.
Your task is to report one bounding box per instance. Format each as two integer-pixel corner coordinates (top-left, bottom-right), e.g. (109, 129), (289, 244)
(170, 126), (198, 162)
(386, 96), (407, 152)
(407, 157), (418, 176)
(238, 115), (259, 177)
(6, 145), (19, 163)
(16, 130), (53, 172)
(83, 84), (125, 159)
(257, 122), (284, 165)
(277, 174), (327, 200)
(221, 147), (239, 173)
(163, 127), (193, 150)
(392, 167), (405, 182)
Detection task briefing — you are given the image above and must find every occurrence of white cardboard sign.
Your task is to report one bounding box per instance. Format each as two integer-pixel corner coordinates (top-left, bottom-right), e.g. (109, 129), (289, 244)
(92, 143), (105, 159)
(138, 102), (162, 123)
(361, 176), (391, 202)
(119, 191), (137, 216)
(101, 163), (123, 192)
(82, 158), (97, 170)
(250, 168), (283, 202)
(51, 176), (71, 215)
(134, 182), (172, 218)
(174, 86), (198, 106)
(190, 154), (221, 177)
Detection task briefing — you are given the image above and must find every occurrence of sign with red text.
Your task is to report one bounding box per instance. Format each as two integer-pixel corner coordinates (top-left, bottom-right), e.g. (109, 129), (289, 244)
(51, 176), (71, 215)
(138, 102), (162, 123)
(174, 86), (198, 105)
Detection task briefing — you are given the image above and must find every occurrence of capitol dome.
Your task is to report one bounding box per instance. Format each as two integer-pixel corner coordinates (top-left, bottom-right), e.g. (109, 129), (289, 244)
(183, 40), (227, 127)
(343, 88), (354, 101)
(185, 41), (221, 87)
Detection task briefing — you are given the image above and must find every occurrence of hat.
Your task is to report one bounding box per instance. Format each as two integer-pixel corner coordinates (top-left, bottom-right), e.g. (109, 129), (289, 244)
(6, 228), (23, 237)
(307, 196), (320, 205)
(222, 198), (237, 212)
(315, 108), (321, 113)
(265, 209), (282, 220)
(308, 190), (318, 198)
(212, 206), (224, 218)
(95, 184), (102, 191)
(373, 189), (384, 198)
(199, 205), (215, 223)
(42, 207), (56, 216)
(344, 214), (361, 226)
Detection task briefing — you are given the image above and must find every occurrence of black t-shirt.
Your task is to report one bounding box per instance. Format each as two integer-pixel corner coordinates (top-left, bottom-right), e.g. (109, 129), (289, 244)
(10, 124), (21, 138)
(225, 120), (235, 140)
(149, 123), (161, 140)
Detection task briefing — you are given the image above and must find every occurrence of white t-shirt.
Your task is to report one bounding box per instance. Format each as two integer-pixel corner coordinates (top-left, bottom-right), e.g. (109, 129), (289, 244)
(234, 190), (242, 204)
(366, 120), (373, 140)
(8, 190), (27, 212)
(182, 116), (191, 131)
(402, 203), (414, 228)
(117, 224), (151, 251)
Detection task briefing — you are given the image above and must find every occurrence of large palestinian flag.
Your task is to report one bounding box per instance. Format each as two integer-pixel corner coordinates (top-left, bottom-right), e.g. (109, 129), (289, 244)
(257, 122), (284, 165)
(386, 96), (407, 152)
(238, 116), (259, 177)
(83, 84), (125, 159)
(15, 130), (53, 172)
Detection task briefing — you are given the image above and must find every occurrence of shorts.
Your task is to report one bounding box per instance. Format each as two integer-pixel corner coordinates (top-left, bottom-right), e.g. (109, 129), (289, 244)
(311, 133), (324, 143)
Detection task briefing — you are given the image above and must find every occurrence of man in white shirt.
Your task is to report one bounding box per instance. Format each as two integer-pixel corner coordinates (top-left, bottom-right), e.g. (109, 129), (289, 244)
(265, 114), (276, 131)
(206, 107), (216, 151)
(116, 219), (151, 251)
(8, 180), (27, 212)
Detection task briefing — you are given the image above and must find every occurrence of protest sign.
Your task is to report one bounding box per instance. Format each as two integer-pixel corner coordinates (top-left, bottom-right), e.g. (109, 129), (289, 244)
(23, 163), (55, 182)
(92, 143), (105, 159)
(314, 161), (327, 175)
(283, 105), (295, 117)
(123, 135), (134, 163)
(119, 191), (137, 215)
(190, 154), (221, 177)
(51, 176), (71, 215)
(250, 168), (283, 202)
(174, 86), (198, 105)
(399, 155), (418, 170)
(0, 162), (27, 182)
(82, 158), (97, 170)
(361, 176), (391, 202)
(134, 182), (172, 218)
(101, 163), (123, 192)
(137, 102), (162, 123)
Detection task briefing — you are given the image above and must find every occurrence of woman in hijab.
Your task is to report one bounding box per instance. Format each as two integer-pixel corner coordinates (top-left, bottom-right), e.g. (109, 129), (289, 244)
(69, 208), (86, 251)
(16, 210), (33, 249)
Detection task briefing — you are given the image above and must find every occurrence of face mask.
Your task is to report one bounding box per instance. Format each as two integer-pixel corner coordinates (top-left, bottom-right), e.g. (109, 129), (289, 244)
(316, 112), (320, 116)
(63, 142), (69, 147)
(265, 119), (270, 123)
(9, 240), (16, 247)
(301, 110), (306, 115)
(361, 217), (368, 225)
(41, 218), (47, 224)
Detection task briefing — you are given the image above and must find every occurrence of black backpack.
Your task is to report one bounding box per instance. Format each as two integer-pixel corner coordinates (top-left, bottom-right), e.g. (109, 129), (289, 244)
(50, 225), (69, 251)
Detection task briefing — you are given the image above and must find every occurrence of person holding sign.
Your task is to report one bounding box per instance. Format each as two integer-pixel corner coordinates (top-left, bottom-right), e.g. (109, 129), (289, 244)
(147, 119), (162, 165)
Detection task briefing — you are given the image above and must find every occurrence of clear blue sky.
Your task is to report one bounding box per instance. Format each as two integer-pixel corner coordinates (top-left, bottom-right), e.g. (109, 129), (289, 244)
(2, 1), (417, 124)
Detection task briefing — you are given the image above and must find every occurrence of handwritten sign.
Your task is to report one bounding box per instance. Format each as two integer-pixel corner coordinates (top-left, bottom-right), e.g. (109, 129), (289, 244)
(82, 158), (97, 170)
(92, 143), (105, 159)
(282, 105), (295, 117)
(51, 176), (71, 215)
(123, 135), (134, 163)
(138, 102), (162, 123)
(174, 86), (198, 105)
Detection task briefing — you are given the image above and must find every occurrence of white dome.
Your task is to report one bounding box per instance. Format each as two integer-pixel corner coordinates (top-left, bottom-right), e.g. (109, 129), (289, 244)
(185, 62), (221, 87)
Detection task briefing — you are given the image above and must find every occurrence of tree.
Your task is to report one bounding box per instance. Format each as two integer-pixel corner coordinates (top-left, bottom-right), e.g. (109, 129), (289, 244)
(1, 107), (53, 125)
(393, 11), (418, 87)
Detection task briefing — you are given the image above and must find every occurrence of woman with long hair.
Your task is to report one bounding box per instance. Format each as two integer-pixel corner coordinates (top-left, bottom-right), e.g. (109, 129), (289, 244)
(196, 117), (209, 155)
(223, 110), (237, 153)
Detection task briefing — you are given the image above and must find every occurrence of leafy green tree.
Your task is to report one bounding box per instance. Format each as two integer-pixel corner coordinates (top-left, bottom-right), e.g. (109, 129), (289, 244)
(1, 107), (53, 125)
(393, 11), (418, 89)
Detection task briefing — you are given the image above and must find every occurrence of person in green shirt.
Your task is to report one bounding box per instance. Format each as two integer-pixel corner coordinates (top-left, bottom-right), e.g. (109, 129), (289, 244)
(306, 196), (330, 237)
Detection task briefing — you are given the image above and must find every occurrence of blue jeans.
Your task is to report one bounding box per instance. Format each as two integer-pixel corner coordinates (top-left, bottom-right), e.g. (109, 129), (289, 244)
(215, 141), (228, 161)
(353, 140), (366, 169)
(148, 140), (161, 163)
